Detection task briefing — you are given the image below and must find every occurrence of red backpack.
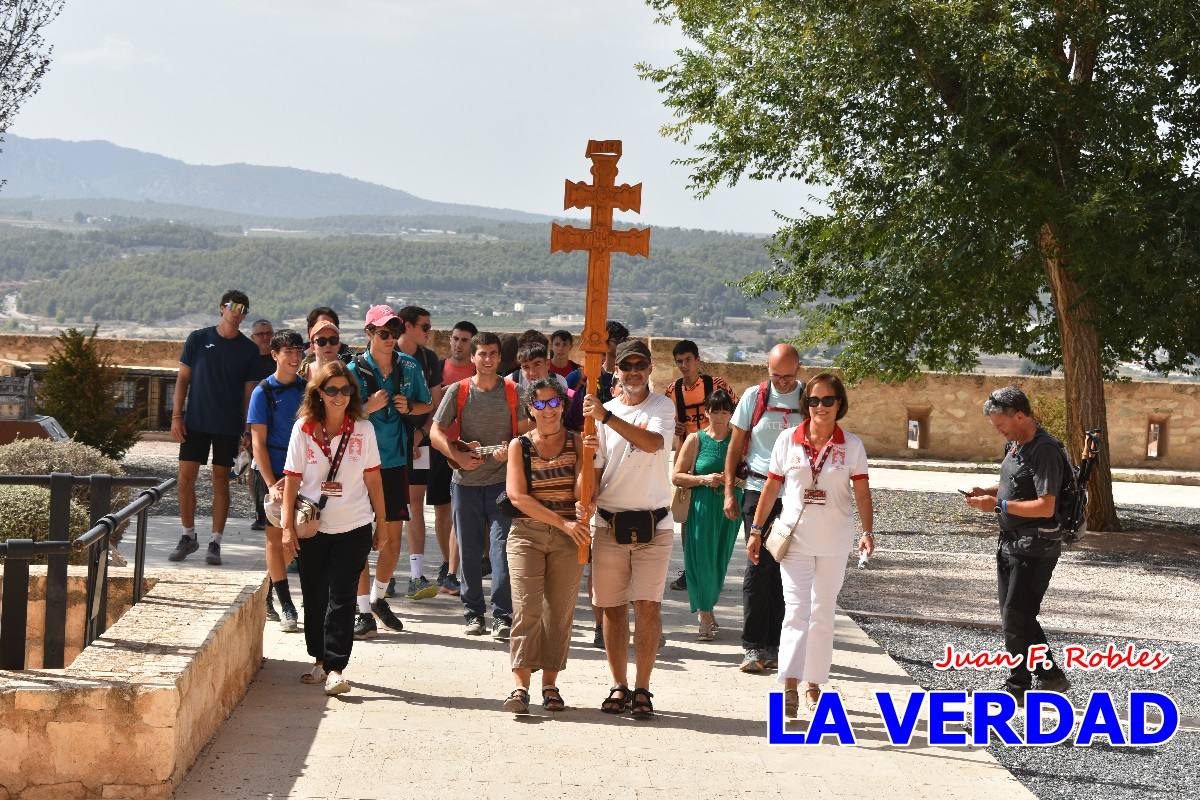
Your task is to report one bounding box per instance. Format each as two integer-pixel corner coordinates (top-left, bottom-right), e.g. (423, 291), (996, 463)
(454, 377), (519, 437)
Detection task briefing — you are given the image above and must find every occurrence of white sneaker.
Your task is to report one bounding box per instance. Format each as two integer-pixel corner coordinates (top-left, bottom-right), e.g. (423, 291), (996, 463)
(324, 671), (350, 696)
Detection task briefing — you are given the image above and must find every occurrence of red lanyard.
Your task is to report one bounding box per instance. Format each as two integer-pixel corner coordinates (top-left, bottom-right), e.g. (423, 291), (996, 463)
(314, 415), (354, 464)
(803, 439), (836, 487)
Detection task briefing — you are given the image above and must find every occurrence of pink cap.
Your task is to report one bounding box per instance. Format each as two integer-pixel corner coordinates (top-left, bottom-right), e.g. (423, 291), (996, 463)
(309, 319), (339, 340)
(364, 304), (399, 328)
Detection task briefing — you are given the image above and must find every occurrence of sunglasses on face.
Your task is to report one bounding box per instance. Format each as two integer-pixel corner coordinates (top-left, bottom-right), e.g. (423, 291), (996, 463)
(223, 302), (248, 315)
(805, 395), (838, 408)
(530, 397), (563, 411)
(415, 322), (432, 332)
(371, 327), (401, 341)
(618, 360), (650, 372)
(320, 384), (355, 397)
(313, 335), (340, 348)
(253, 331), (273, 338)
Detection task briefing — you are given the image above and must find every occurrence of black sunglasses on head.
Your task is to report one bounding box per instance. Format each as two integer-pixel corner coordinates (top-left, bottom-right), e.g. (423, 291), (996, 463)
(313, 335), (340, 348)
(320, 384), (355, 397)
(805, 395), (838, 408)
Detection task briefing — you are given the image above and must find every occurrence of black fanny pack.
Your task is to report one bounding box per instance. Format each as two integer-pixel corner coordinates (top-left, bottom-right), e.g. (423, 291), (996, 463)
(598, 507), (669, 545)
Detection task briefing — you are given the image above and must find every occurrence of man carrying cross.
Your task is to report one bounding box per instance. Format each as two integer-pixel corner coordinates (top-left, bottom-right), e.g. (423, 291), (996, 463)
(582, 340), (675, 720)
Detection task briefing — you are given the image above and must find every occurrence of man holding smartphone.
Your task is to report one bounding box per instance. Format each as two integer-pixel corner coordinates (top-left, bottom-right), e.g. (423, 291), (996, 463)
(965, 385), (1072, 702)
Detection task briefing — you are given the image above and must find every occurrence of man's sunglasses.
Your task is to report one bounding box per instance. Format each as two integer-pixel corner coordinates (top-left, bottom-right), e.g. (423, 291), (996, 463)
(371, 327), (401, 341)
(313, 336), (340, 348)
(415, 322), (432, 332)
(320, 384), (355, 397)
(805, 395), (838, 408)
(252, 331), (273, 338)
(530, 397), (563, 410)
(223, 302), (248, 315)
(617, 360), (650, 372)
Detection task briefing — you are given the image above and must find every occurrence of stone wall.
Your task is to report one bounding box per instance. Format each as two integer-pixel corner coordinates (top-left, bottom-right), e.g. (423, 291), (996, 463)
(13, 568), (153, 669)
(0, 569), (265, 800)
(2, 332), (1196, 470)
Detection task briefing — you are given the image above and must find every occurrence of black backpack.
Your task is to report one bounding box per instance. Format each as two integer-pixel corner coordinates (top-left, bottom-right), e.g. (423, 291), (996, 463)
(1053, 429), (1102, 544)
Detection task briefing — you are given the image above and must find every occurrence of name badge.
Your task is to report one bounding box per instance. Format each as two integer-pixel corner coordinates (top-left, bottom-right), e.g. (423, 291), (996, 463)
(803, 488), (827, 505)
(321, 481), (343, 497)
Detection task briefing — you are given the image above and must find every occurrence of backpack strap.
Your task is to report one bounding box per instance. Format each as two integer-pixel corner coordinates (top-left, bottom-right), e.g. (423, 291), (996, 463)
(519, 434), (533, 490)
(354, 354), (381, 398)
(257, 378), (277, 413)
(671, 378), (687, 425)
(750, 380), (771, 430)
(702, 374), (714, 400)
(456, 377), (521, 436)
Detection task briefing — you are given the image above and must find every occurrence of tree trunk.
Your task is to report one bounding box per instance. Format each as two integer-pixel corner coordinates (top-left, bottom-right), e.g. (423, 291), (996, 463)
(1039, 222), (1121, 532)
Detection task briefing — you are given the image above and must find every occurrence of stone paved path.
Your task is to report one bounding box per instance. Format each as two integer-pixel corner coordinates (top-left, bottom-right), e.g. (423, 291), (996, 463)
(160, 512), (1035, 800)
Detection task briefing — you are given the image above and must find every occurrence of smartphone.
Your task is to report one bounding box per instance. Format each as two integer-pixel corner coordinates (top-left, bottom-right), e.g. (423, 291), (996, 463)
(957, 489), (969, 496)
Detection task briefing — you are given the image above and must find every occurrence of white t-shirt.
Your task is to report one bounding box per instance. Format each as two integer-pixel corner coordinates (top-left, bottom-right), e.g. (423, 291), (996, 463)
(282, 416), (381, 534)
(767, 421), (869, 556)
(592, 392), (676, 530)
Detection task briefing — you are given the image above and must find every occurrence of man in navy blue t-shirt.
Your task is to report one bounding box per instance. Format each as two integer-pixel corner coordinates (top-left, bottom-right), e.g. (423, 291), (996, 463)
(168, 290), (261, 566)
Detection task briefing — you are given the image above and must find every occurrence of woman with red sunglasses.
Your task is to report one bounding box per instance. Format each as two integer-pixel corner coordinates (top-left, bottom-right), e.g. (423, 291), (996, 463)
(280, 360), (387, 696)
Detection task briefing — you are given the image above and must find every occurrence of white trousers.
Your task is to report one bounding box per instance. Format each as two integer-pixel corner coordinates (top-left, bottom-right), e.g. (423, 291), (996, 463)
(777, 550), (848, 684)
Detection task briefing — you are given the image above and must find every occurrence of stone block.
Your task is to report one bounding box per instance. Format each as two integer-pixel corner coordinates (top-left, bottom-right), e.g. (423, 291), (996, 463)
(14, 688), (59, 711)
(20, 783), (87, 800)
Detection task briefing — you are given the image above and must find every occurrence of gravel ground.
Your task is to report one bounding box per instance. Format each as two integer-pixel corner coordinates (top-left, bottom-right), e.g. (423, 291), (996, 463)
(855, 617), (1199, 800)
(123, 441), (257, 520)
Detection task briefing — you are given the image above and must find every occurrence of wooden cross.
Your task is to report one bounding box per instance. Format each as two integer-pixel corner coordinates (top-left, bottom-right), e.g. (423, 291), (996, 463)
(550, 139), (650, 563)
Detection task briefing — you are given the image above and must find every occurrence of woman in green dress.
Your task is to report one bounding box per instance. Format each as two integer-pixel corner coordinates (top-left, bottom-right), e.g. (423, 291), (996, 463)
(672, 389), (742, 640)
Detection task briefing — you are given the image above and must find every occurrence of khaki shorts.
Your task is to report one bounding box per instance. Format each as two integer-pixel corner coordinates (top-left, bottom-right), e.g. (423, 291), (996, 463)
(590, 523), (674, 607)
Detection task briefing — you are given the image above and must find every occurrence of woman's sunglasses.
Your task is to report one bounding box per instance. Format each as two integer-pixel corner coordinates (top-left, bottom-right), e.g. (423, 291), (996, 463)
(313, 335), (340, 348)
(805, 395), (838, 408)
(530, 397), (563, 410)
(320, 384), (355, 397)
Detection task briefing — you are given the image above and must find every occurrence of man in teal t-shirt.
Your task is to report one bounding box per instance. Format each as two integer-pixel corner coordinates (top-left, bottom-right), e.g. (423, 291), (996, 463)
(347, 305), (432, 639)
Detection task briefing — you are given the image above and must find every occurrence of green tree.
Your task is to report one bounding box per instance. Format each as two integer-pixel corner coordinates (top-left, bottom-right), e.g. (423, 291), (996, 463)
(641, 1), (1200, 530)
(0, 1), (65, 190)
(38, 326), (141, 459)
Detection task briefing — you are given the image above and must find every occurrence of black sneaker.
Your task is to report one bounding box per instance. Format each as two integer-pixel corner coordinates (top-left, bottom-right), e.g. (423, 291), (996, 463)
(492, 617), (512, 641)
(593, 624), (605, 649)
(167, 535), (199, 562)
(205, 540), (222, 566)
(353, 612), (378, 640)
(385, 577), (397, 598)
(371, 598), (404, 632)
(670, 571), (687, 591)
(1037, 674), (1072, 693)
(1002, 683), (1028, 706)
(464, 615), (486, 636)
(265, 595), (280, 622)
(436, 561), (450, 587)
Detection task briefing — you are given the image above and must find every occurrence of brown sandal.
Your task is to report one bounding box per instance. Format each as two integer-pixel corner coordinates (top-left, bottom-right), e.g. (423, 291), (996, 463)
(784, 689), (800, 719)
(804, 684), (821, 712)
(541, 686), (566, 712)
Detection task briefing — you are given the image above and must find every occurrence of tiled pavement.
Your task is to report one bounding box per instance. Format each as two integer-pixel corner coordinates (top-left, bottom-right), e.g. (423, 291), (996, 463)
(156, 511), (1034, 800)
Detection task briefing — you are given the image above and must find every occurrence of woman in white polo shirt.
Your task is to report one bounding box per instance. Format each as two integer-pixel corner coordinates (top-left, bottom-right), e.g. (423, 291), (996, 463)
(747, 373), (874, 718)
(281, 360), (387, 696)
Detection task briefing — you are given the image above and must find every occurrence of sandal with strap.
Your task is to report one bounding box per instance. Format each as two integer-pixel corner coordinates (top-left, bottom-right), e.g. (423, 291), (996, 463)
(502, 688), (530, 714)
(697, 622), (717, 641)
(630, 687), (655, 720)
(600, 684), (630, 714)
(804, 684), (821, 712)
(784, 689), (800, 719)
(542, 686), (566, 712)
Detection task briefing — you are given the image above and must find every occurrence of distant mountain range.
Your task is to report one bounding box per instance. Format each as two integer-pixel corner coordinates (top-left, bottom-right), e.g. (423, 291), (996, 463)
(0, 135), (551, 222)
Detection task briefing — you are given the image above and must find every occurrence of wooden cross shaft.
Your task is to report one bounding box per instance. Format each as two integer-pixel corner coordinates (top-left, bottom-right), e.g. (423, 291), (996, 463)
(549, 139), (650, 563)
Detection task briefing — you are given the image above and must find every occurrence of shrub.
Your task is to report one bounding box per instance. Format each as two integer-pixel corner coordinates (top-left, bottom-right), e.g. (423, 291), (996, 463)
(1031, 392), (1068, 445)
(36, 326), (141, 459)
(0, 439), (131, 543)
(0, 485), (91, 565)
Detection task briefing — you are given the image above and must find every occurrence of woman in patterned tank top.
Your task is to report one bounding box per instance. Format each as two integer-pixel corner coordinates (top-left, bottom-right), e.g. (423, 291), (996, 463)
(499, 378), (592, 714)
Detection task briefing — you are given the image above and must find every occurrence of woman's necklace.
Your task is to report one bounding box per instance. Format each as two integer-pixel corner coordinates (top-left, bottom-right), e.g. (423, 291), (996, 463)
(534, 426), (565, 459)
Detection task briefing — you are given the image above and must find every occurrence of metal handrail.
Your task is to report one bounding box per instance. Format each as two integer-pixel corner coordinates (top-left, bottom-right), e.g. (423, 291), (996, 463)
(73, 481), (174, 550)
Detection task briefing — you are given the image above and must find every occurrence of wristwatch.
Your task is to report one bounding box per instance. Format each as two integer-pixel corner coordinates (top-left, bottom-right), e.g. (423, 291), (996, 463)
(749, 523), (764, 537)
(602, 409), (614, 426)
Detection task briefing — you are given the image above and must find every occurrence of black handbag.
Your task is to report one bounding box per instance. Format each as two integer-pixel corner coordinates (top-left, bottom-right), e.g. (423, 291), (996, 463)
(495, 436), (533, 518)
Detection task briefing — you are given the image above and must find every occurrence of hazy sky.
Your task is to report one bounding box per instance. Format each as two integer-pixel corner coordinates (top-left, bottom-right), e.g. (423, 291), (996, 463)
(8, 0), (819, 233)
